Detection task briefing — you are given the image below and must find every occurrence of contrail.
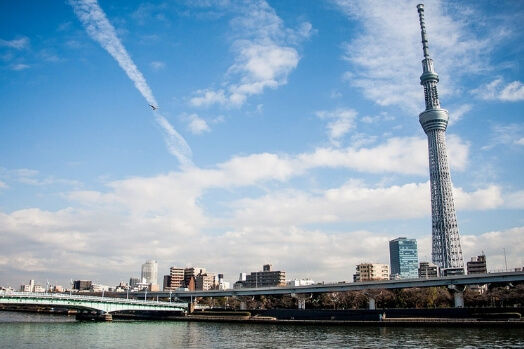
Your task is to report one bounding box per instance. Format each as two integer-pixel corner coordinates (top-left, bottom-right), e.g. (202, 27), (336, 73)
(69, 0), (192, 166)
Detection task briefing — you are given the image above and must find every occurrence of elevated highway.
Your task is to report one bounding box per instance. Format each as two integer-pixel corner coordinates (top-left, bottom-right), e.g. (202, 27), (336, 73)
(144, 271), (524, 309)
(144, 271), (524, 299)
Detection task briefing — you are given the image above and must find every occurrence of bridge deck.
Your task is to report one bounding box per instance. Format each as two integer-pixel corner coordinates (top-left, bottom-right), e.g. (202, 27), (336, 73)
(0, 292), (187, 314)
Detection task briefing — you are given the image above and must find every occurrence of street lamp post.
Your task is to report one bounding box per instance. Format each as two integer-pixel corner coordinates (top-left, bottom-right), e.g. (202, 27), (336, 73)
(504, 248), (508, 272)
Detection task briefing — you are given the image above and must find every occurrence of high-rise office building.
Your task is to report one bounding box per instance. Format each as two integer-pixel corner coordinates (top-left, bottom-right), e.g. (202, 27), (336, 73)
(416, 4), (464, 272)
(389, 237), (419, 279)
(141, 260), (158, 285)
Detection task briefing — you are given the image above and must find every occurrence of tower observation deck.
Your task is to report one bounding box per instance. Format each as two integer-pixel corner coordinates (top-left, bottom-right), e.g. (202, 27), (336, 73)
(416, 4), (464, 271)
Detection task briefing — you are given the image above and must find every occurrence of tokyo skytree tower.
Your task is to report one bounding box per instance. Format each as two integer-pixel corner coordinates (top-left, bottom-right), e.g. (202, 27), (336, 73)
(416, 4), (464, 270)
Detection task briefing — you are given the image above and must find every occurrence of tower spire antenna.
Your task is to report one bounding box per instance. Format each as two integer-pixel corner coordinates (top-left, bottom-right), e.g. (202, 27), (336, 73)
(417, 4), (430, 59)
(416, 4), (464, 273)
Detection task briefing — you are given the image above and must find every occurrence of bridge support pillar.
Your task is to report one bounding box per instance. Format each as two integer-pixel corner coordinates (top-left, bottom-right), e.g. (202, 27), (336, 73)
(297, 298), (306, 310)
(291, 293), (310, 310)
(188, 302), (195, 314)
(368, 297), (376, 310)
(234, 296), (252, 310)
(448, 285), (466, 308)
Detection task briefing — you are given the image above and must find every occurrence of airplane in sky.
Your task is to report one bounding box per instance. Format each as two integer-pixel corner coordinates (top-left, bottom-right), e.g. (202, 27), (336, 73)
(149, 104), (159, 110)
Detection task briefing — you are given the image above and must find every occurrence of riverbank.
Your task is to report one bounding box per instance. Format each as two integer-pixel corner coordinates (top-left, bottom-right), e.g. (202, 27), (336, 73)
(3, 304), (523, 327)
(171, 313), (524, 327)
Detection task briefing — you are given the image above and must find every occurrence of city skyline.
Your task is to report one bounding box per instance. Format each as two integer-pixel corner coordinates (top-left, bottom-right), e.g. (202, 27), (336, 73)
(1, 1), (523, 287)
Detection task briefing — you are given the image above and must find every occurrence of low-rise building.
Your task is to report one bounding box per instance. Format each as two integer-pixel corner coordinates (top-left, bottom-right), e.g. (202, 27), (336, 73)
(195, 273), (217, 290)
(90, 284), (110, 292)
(287, 279), (315, 287)
(418, 261), (439, 278)
(184, 267), (206, 289)
(164, 266), (185, 291)
(217, 274), (230, 290)
(467, 255), (487, 274)
(353, 263), (390, 282)
(19, 280), (46, 293)
(73, 280), (92, 291)
(129, 277), (140, 290)
(236, 264), (286, 288)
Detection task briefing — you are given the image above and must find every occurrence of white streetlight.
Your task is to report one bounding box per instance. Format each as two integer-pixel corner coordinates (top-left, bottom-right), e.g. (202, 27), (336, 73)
(503, 248), (508, 272)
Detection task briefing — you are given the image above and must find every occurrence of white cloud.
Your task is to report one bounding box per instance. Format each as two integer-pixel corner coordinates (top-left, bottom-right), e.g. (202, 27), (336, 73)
(300, 137), (428, 175)
(317, 108), (358, 146)
(472, 78), (524, 102)
(190, 89), (227, 107)
(448, 104), (472, 125)
(150, 61), (165, 71)
(481, 123), (524, 150)
(225, 181), (431, 228)
(131, 3), (169, 26)
(361, 112), (394, 124)
(0, 37), (30, 49)
(11, 63), (30, 71)
(504, 190), (524, 209)
(226, 42), (299, 106)
(187, 114), (211, 134)
(61, 136), (471, 215)
(453, 185), (503, 211)
(188, 0), (310, 108)
(0, 168), (38, 180)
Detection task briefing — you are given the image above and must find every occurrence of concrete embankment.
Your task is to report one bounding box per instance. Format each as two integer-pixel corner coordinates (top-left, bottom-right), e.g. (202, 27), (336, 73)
(250, 307), (524, 322)
(171, 315), (524, 327)
(174, 307), (524, 327)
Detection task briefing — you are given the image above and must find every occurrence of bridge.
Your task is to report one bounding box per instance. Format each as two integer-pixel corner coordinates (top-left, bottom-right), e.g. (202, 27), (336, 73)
(0, 291), (187, 320)
(143, 271), (524, 309)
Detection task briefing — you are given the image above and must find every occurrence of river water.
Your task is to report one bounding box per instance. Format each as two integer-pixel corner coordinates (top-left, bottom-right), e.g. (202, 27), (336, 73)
(1, 311), (523, 349)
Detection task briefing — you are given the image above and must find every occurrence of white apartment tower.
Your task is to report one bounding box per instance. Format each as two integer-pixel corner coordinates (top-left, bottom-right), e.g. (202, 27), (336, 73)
(141, 260), (158, 285)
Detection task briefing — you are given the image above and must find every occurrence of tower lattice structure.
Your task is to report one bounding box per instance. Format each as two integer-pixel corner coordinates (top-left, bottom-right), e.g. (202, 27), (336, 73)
(416, 4), (464, 270)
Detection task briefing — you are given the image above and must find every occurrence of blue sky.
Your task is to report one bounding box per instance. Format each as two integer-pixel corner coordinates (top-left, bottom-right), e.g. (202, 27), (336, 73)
(1, 0), (523, 288)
